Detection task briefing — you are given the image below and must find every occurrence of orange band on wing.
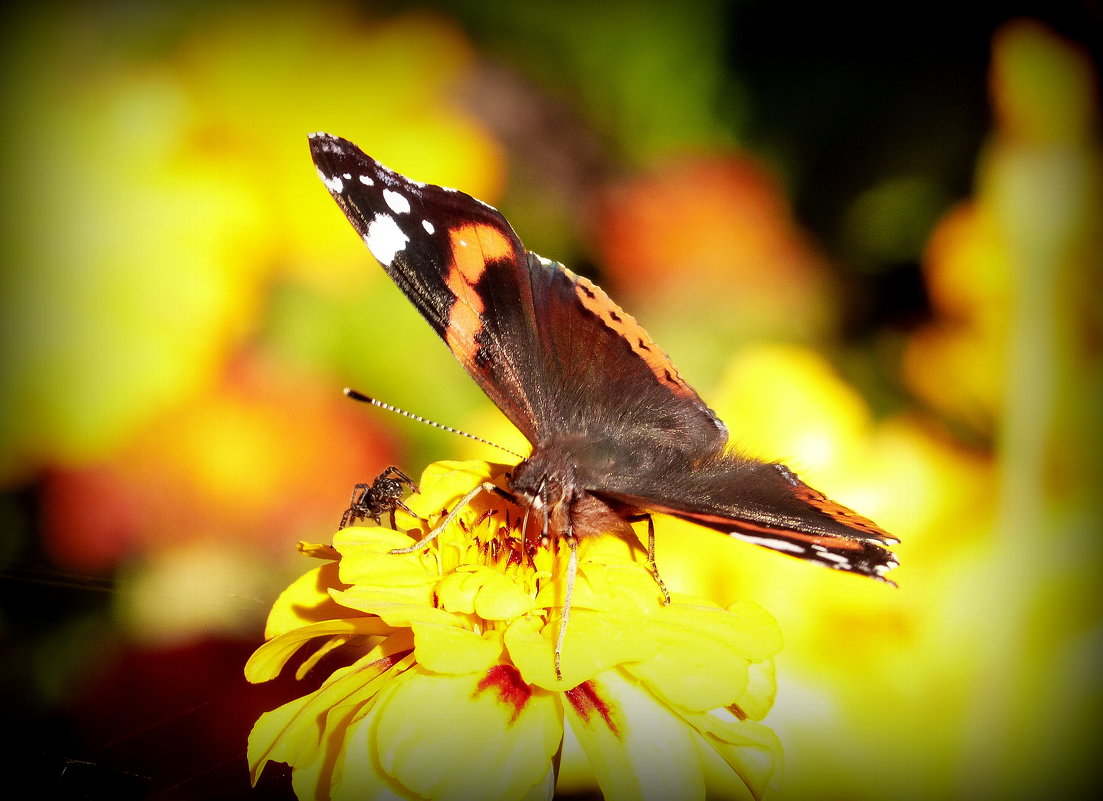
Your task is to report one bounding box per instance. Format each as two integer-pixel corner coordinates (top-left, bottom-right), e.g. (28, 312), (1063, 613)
(567, 271), (694, 397)
(790, 482), (897, 542)
(444, 223), (515, 362)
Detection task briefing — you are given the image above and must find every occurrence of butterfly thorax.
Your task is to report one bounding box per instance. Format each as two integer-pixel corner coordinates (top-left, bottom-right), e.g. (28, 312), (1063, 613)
(510, 445), (636, 544)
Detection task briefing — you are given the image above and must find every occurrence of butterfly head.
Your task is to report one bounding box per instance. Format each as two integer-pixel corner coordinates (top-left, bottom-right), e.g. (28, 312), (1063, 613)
(509, 451), (576, 545)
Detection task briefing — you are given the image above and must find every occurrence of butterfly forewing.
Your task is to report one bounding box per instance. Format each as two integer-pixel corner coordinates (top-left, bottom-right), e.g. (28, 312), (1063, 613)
(310, 133), (544, 441)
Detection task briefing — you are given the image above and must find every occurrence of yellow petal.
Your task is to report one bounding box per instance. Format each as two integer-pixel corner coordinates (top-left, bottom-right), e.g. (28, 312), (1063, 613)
(330, 714), (416, 801)
(402, 459), (498, 521)
(249, 691), (314, 784)
(373, 665), (562, 801)
(334, 576), (437, 608)
(264, 561), (351, 640)
(475, 571), (540, 620)
(563, 669), (704, 801)
(732, 659), (777, 722)
(413, 623), (505, 675)
(416, 459), (497, 498)
(330, 588), (458, 628)
(578, 559), (667, 611)
(693, 735), (758, 801)
(623, 603), (776, 712)
(438, 566), (539, 619)
(536, 557), (664, 613)
(436, 568), (488, 614)
(333, 525), (421, 555)
(505, 610), (657, 691)
(723, 601), (784, 661)
(249, 651), (414, 786)
(674, 707), (784, 800)
(245, 617), (393, 683)
(334, 528), (438, 592)
(298, 541), (341, 560)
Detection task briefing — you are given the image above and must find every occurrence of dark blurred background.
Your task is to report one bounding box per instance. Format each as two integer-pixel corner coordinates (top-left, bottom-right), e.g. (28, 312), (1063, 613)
(1, 1), (1100, 798)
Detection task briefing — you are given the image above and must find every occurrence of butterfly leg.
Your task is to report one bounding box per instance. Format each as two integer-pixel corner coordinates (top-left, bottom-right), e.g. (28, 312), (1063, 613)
(555, 533), (578, 683)
(624, 513), (670, 605)
(387, 482), (495, 554)
(645, 515), (671, 605)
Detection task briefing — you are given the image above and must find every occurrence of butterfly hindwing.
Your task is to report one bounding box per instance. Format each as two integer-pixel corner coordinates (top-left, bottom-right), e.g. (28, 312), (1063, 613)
(601, 458), (899, 582)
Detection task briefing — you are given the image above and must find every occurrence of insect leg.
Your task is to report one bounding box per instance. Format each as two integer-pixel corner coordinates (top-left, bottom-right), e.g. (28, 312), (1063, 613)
(555, 533), (578, 683)
(645, 514), (671, 606)
(382, 465), (419, 494)
(625, 512), (670, 605)
(387, 482), (495, 555)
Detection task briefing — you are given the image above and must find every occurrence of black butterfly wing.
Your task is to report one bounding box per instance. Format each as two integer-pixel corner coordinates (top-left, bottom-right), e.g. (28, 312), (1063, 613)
(309, 133), (727, 458)
(599, 458), (899, 582)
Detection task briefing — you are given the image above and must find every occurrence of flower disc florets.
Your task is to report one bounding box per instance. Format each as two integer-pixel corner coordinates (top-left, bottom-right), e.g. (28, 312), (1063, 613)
(247, 460), (783, 801)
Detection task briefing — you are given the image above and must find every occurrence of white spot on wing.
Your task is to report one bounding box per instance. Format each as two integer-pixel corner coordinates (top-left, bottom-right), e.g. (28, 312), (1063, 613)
(359, 174), (374, 186)
(422, 220), (435, 234)
(813, 550), (852, 567)
(364, 213), (409, 266)
(318, 169), (344, 194)
(383, 189), (411, 214)
(736, 533), (808, 554)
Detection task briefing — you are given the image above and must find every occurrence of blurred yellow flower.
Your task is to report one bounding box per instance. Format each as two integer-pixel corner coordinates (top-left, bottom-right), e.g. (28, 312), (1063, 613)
(247, 460), (783, 801)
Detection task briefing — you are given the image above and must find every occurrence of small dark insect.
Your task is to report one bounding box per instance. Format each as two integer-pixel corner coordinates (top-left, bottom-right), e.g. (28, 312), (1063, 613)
(339, 465), (419, 529)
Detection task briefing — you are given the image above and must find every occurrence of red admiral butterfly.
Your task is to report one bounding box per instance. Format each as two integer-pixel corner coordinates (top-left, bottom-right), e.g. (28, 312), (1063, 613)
(310, 133), (898, 591)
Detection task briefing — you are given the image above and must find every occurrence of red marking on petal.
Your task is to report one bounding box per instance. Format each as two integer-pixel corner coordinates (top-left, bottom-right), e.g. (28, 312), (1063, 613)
(565, 681), (619, 736)
(474, 664), (532, 724)
(727, 702), (748, 721)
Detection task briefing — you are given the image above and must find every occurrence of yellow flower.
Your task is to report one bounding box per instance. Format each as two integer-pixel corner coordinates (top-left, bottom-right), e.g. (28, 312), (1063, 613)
(247, 460), (783, 801)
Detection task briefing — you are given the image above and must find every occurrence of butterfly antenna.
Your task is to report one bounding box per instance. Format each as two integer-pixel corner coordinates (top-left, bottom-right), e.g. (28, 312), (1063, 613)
(344, 388), (525, 460)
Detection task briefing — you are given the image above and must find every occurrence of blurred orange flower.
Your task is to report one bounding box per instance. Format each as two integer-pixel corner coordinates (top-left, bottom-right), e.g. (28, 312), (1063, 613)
(597, 156), (836, 338)
(40, 356), (395, 571)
